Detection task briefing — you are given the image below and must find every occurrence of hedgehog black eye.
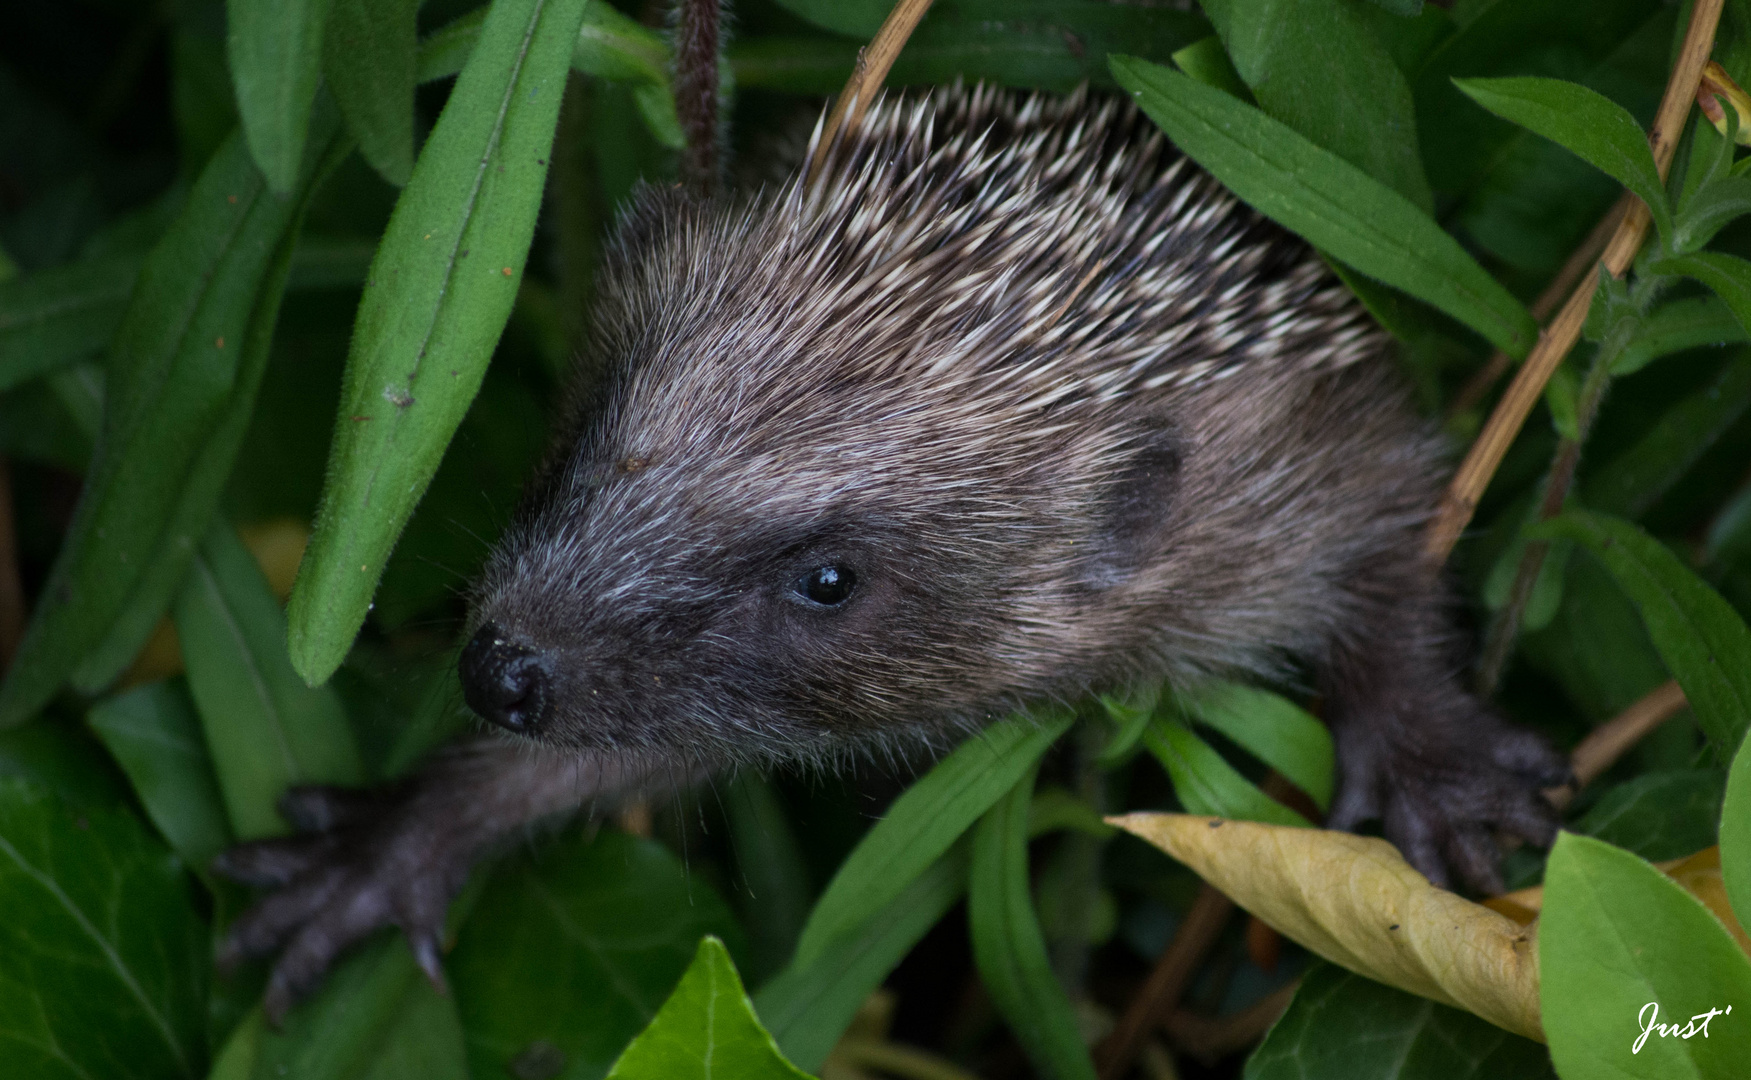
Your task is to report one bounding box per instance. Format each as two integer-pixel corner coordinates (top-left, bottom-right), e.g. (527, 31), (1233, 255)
(797, 565), (857, 606)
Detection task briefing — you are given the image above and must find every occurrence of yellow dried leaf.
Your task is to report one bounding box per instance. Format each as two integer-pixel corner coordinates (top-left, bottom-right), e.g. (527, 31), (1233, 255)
(1108, 812), (1542, 1042)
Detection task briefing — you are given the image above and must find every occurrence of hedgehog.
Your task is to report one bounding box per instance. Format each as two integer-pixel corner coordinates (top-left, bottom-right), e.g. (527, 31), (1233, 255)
(215, 85), (1569, 1018)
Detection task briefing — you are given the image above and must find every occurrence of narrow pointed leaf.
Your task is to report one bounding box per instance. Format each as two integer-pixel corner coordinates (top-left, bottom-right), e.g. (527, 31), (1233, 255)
(0, 251), (141, 393)
(1529, 510), (1751, 756)
(174, 524), (362, 840)
(1723, 737), (1751, 944)
(228, 0), (336, 192)
(289, 0), (590, 685)
(1675, 174), (1751, 253)
(1111, 55), (1534, 358)
(1454, 76), (1671, 241)
(1611, 295), (1747, 377)
(1143, 719), (1311, 827)
(1184, 682), (1333, 811)
(0, 119), (344, 727)
(1651, 251), (1751, 340)
(969, 767), (1097, 1080)
(324, 0), (420, 186)
(87, 679), (232, 866)
(791, 712), (1072, 968)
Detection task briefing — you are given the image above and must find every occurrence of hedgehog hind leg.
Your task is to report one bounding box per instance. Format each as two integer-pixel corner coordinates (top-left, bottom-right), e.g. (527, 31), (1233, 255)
(1318, 573), (1569, 894)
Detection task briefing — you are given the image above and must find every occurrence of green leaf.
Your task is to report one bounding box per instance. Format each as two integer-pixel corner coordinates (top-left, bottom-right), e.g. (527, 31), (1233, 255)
(87, 678), (232, 866)
(1675, 175), (1751, 253)
(1573, 769), (1725, 862)
(726, 772), (815, 983)
(0, 118), (346, 727)
(0, 778), (207, 1080)
(606, 938), (810, 1080)
(1183, 682), (1333, 812)
(1522, 544), (1671, 722)
(228, 0), (336, 192)
(1110, 55), (1535, 358)
(1723, 733), (1751, 938)
(1541, 832), (1751, 1079)
(213, 936), (468, 1080)
(288, 0), (590, 686)
(1171, 36), (1251, 101)
(1201, 0), (1434, 211)
(1028, 787), (1117, 840)
(1585, 354), (1751, 517)
(754, 847), (966, 1073)
(174, 523), (362, 840)
(1097, 683), (1159, 765)
(790, 713), (1072, 968)
(1142, 719), (1311, 827)
(1611, 295), (1748, 377)
(1244, 962), (1556, 1080)
(0, 250), (140, 394)
(1530, 509), (1751, 756)
(450, 828), (744, 1080)
(1454, 76), (1671, 242)
(1651, 252), (1751, 340)
(968, 767), (1097, 1080)
(768, 0), (887, 36)
(323, 0), (419, 187)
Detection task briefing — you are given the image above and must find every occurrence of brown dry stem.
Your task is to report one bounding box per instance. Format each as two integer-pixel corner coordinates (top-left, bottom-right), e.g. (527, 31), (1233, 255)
(1162, 982), (1298, 1067)
(808, 0), (937, 178)
(1544, 679), (1688, 810)
(1425, 0), (1725, 564)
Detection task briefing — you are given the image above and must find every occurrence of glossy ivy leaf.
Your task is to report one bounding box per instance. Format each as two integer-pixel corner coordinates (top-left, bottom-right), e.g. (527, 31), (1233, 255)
(323, 0), (420, 186)
(789, 712), (1072, 968)
(87, 678), (232, 866)
(1611, 294), (1748, 377)
(1142, 719), (1311, 827)
(1530, 510), (1751, 756)
(289, 0), (589, 685)
(227, 0), (335, 193)
(1453, 76), (1672, 244)
(0, 778), (207, 1080)
(1244, 962), (1555, 1080)
(0, 117), (346, 727)
(1111, 55), (1535, 359)
(1183, 681), (1333, 811)
(1200, 0), (1434, 211)
(1723, 733), (1751, 942)
(606, 937), (810, 1080)
(1585, 354), (1751, 518)
(174, 523), (363, 840)
(968, 765), (1097, 1080)
(211, 936), (468, 1080)
(0, 715), (127, 810)
(1574, 769), (1726, 863)
(1651, 252), (1751, 340)
(0, 250), (140, 393)
(1541, 833), (1751, 1080)
(754, 847), (967, 1073)
(449, 828), (744, 1080)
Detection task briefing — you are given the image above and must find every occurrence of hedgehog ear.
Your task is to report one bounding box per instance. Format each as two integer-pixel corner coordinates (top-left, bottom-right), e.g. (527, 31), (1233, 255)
(1083, 426), (1181, 589)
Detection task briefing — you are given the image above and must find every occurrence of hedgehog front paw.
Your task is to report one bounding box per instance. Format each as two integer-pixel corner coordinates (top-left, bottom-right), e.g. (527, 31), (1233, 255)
(1327, 707), (1569, 894)
(212, 783), (466, 1024)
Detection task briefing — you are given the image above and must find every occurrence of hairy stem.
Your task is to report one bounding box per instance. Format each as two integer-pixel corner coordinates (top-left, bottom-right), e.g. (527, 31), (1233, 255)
(674, 0), (720, 195)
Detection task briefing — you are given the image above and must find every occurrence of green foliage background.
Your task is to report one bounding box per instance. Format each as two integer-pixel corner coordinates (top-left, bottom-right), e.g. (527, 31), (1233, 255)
(3, 0), (1751, 1078)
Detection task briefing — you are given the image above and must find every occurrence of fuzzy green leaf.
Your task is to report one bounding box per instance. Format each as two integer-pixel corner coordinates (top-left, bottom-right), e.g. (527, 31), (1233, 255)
(1454, 76), (1671, 242)
(1651, 252), (1751, 341)
(1585, 354), (1751, 518)
(1611, 295), (1748, 377)
(1675, 174), (1751, 254)
(1541, 833), (1751, 1079)
(0, 119), (344, 727)
(1530, 510), (1751, 756)
(228, 0), (336, 192)
(0, 251), (140, 393)
(790, 713), (1071, 968)
(323, 0), (419, 186)
(289, 0), (590, 685)
(1111, 55), (1535, 358)
(606, 938), (810, 1080)
(968, 767), (1097, 1080)
(0, 779), (207, 1080)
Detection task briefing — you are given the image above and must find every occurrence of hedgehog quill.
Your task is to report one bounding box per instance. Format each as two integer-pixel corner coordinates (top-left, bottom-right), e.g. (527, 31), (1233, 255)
(216, 86), (1568, 1018)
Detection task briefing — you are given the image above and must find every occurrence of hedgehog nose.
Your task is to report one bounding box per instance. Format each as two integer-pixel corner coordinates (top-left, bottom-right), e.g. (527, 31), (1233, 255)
(459, 623), (551, 735)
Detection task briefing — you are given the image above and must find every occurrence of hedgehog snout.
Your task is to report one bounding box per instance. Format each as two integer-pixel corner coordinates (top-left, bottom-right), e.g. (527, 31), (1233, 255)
(459, 623), (554, 736)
